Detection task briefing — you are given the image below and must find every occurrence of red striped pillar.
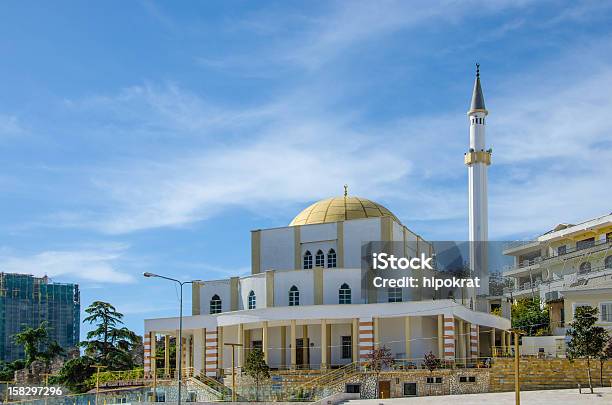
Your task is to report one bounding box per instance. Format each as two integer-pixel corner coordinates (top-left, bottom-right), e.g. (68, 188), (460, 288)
(205, 328), (219, 377)
(144, 332), (152, 376)
(443, 316), (455, 361)
(470, 324), (479, 358)
(358, 317), (374, 364)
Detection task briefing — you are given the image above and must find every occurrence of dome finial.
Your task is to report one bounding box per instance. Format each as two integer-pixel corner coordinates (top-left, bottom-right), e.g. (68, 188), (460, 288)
(343, 184), (348, 197)
(476, 63), (480, 78)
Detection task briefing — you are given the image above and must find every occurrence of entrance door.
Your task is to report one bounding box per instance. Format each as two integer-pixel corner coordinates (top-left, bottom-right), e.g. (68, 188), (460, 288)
(378, 381), (391, 399)
(296, 338), (310, 368)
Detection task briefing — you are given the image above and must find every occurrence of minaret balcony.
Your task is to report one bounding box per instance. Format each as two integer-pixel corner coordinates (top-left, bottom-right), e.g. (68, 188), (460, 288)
(464, 150), (491, 166)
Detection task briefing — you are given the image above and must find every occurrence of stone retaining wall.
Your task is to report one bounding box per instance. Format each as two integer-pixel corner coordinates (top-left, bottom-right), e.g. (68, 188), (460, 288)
(489, 358), (612, 392)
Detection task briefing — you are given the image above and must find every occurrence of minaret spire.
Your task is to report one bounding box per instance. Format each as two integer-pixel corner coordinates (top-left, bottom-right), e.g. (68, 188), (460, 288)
(465, 64), (491, 298)
(470, 63), (487, 113)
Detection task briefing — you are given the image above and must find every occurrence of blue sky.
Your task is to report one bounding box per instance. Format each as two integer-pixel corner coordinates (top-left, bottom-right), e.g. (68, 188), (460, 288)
(1, 0), (612, 339)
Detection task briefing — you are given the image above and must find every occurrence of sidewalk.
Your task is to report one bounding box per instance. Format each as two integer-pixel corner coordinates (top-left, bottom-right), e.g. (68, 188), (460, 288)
(345, 387), (612, 404)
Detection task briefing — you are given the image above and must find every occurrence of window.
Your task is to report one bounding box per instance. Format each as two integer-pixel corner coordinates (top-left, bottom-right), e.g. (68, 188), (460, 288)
(210, 294), (222, 314)
(345, 384), (360, 394)
(578, 262), (591, 274)
(303, 251), (313, 269)
(248, 290), (256, 309)
(576, 237), (595, 250)
(426, 377), (442, 384)
(459, 376), (476, 383)
(607, 232), (612, 243)
(403, 383), (417, 396)
(341, 336), (352, 359)
(327, 249), (337, 268)
(315, 250), (325, 267)
(601, 302), (612, 322)
(339, 283), (351, 304)
(605, 255), (612, 269)
(557, 245), (566, 256)
(388, 287), (402, 303)
(289, 285), (300, 306)
(252, 340), (263, 351)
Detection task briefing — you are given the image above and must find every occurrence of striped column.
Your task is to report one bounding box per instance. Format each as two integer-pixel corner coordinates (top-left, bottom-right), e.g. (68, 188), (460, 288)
(358, 317), (374, 364)
(144, 332), (152, 376)
(443, 315), (455, 361)
(470, 324), (479, 358)
(205, 328), (219, 377)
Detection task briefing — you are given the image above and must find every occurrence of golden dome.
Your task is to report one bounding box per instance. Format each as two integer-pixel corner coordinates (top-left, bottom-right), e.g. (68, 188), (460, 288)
(289, 196), (400, 226)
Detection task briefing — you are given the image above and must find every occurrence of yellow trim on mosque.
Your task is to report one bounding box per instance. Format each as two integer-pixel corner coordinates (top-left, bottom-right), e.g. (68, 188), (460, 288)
(464, 150), (492, 166)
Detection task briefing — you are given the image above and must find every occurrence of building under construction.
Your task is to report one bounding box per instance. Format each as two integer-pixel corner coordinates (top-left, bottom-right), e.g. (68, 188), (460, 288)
(0, 273), (80, 362)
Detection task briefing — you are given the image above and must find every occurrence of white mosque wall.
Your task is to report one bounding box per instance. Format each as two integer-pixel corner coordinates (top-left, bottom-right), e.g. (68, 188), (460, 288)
(274, 269), (315, 306)
(199, 279), (231, 314)
(239, 273), (268, 309)
(322, 268), (363, 304)
(301, 222), (337, 243)
(260, 226), (295, 271)
(343, 218), (382, 268)
(330, 323), (352, 366)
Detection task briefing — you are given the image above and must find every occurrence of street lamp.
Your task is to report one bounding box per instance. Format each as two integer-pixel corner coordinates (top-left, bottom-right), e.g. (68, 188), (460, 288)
(143, 272), (202, 405)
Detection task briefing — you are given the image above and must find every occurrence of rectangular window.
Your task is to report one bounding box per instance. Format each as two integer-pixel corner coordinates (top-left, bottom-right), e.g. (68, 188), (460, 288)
(403, 382), (417, 396)
(557, 245), (566, 256)
(460, 376), (476, 383)
(252, 340), (263, 351)
(601, 302), (612, 322)
(342, 336), (352, 359)
(576, 237), (595, 250)
(388, 287), (402, 303)
(345, 384), (360, 394)
(607, 232), (612, 243)
(426, 377), (442, 384)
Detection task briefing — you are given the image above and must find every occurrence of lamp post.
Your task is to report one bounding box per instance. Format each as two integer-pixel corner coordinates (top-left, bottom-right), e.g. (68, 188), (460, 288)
(224, 343), (243, 402)
(143, 272), (202, 405)
(509, 329), (525, 405)
(91, 365), (107, 405)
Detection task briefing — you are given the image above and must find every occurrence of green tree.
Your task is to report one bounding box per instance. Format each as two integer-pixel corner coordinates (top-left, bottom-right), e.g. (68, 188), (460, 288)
(243, 348), (270, 401)
(566, 306), (609, 394)
(81, 301), (139, 369)
(511, 298), (549, 336)
(0, 360), (25, 381)
(13, 322), (49, 366)
(365, 345), (394, 398)
(50, 356), (96, 393)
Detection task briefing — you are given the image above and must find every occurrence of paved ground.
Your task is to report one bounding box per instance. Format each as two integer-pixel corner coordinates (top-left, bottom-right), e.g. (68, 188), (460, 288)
(345, 387), (612, 404)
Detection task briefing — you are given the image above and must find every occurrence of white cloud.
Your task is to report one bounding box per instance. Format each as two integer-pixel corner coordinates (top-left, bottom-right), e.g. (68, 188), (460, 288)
(0, 245), (135, 284)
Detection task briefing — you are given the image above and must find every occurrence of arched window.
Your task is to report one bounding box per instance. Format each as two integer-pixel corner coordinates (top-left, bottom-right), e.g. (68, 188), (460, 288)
(327, 249), (337, 268)
(303, 251), (312, 269)
(605, 255), (612, 269)
(578, 261), (591, 274)
(315, 250), (325, 267)
(388, 287), (402, 303)
(289, 285), (300, 306)
(339, 283), (351, 304)
(248, 290), (256, 309)
(210, 294), (222, 314)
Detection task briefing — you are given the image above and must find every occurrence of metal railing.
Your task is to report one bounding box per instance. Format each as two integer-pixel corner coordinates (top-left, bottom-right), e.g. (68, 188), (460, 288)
(504, 239), (612, 272)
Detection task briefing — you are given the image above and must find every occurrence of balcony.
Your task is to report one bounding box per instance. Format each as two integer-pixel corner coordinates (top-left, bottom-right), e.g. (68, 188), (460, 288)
(503, 239), (612, 275)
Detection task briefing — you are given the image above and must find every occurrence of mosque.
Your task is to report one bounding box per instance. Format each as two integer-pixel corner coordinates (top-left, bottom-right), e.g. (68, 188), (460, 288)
(143, 68), (511, 379)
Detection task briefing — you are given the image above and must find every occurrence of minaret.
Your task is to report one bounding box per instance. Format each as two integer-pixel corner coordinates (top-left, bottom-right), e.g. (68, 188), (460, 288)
(465, 64), (491, 297)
